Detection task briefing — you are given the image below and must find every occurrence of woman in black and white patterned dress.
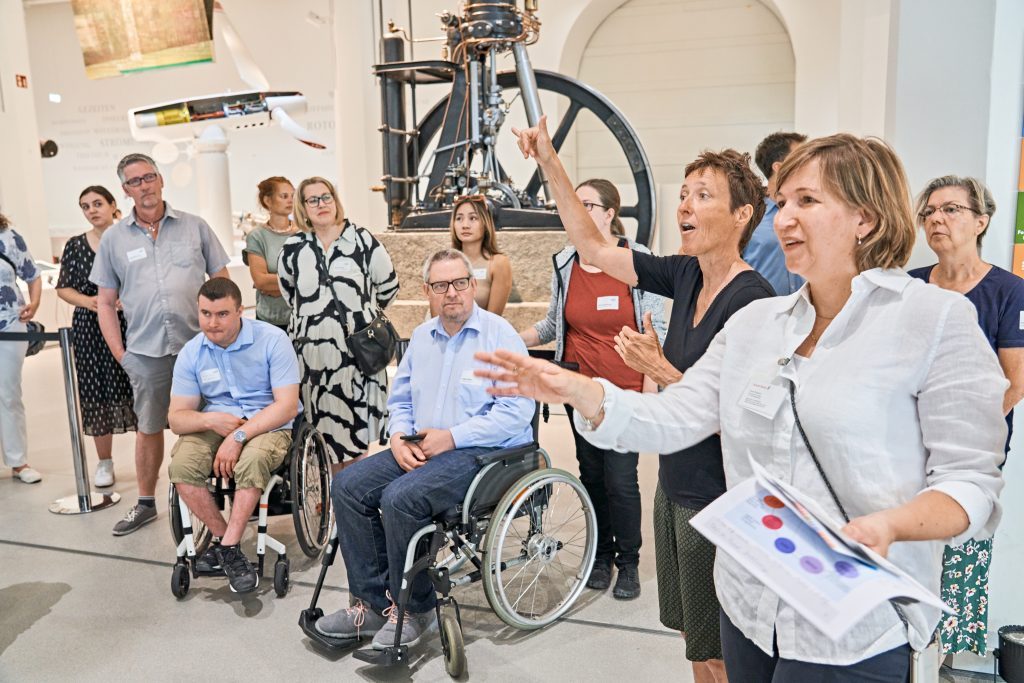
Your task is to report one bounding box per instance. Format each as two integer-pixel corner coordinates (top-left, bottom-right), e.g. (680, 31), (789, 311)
(278, 177), (398, 467)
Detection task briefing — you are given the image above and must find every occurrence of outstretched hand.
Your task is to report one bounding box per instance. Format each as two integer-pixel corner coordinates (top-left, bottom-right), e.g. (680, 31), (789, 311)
(474, 348), (584, 407)
(510, 115), (555, 164)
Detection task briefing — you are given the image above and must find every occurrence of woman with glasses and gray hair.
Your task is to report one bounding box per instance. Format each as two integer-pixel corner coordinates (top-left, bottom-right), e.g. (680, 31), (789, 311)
(519, 176), (667, 602)
(277, 177), (399, 470)
(908, 175), (1024, 660)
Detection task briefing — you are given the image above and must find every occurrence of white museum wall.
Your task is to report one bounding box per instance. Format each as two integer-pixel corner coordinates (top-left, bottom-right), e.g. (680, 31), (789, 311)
(0, 0), (50, 259)
(576, 0), (795, 241)
(25, 0), (338, 244)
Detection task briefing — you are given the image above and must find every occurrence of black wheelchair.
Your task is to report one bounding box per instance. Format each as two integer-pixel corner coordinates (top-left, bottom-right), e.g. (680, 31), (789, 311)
(298, 439), (597, 678)
(168, 415), (333, 598)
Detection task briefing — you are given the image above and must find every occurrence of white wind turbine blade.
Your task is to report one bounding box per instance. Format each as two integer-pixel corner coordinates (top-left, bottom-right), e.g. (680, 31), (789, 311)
(271, 107), (327, 150)
(214, 1), (270, 91)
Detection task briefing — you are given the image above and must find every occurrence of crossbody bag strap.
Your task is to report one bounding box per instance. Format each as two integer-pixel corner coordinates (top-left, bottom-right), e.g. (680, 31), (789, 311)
(788, 381), (849, 522)
(787, 379), (914, 636)
(0, 250), (18, 274)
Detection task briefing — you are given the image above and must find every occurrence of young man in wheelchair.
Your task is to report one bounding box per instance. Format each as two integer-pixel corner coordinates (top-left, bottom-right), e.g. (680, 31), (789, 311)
(167, 277), (300, 593)
(315, 248), (534, 648)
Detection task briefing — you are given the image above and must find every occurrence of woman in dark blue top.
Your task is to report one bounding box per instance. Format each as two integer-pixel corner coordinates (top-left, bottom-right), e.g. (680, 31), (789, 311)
(909, 174), (1024, 659)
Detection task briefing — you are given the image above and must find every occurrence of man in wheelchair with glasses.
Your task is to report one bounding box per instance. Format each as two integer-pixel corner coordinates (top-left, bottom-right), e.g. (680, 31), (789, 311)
(167, 277), (300, 593)
(314, 248), (534, 648)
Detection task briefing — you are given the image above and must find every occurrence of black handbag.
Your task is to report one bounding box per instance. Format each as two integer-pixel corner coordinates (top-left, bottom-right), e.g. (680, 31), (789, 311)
(0, 250), (46, 356)
(313, 245), (398, 375)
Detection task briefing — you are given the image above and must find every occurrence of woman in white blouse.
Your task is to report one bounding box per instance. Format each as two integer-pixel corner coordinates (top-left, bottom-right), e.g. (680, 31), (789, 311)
(478, 132), (1006, 681)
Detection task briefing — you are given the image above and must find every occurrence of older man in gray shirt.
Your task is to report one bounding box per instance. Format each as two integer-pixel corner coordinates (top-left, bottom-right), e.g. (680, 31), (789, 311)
(91, 152), (231, 536)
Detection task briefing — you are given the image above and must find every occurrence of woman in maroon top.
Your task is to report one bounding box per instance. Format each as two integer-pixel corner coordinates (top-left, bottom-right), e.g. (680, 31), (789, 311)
(521, 178), (666, 600)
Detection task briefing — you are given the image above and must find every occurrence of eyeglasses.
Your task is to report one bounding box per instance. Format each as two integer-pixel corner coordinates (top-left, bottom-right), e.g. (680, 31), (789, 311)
(581, 201), (607, 212)
(124, 173), (159, 187)
(427, 277), (471, 294)
(918, 202), (978, 221)
(304, 193), (335, 207)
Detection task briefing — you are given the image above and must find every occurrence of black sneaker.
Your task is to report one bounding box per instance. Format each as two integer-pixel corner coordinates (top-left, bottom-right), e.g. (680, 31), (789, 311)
(214, 544), (259, 593)
(194, 542), (223, 574)
(587, 557), (612, 590)
(612, 564), (641, 600)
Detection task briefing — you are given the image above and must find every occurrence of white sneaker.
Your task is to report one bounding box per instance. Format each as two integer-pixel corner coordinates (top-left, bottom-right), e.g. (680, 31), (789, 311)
(95, 460), (115, 487)
(14, 466), (42, 484)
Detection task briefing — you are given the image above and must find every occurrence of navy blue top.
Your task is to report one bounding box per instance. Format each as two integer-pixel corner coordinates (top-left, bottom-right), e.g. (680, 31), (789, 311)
(909, 264), (1024, 456)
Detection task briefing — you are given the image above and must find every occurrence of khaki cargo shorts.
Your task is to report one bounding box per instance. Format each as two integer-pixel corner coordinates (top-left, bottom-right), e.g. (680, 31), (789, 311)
(168, 429), (291, 490)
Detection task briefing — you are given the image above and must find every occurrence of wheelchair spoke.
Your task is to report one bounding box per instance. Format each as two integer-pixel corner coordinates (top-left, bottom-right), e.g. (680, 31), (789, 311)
(542, 509), (585, 538)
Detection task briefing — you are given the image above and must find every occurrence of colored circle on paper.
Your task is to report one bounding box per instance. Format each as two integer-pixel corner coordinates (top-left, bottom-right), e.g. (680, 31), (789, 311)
(834, 561), (859, 578)
(761, 514), (783, 530)
(774, 537), (796, 554)
(799, 556), (824, 574)
(763, 495), (785, 509)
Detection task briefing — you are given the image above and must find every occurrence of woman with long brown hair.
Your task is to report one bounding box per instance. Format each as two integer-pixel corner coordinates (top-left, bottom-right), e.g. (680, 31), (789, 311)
(448, 195), (512, 315)
(56, 186), (137, 487)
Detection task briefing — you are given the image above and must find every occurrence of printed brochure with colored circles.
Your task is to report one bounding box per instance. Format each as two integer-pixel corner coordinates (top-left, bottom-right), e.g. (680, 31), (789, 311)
(689, 456), (951, 641)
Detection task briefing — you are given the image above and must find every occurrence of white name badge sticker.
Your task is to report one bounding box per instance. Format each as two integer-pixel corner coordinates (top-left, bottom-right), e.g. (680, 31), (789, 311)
(596, 295), (619, 311)
(200, 367), (222, 384)
(460, 369), (482, 385)
(1019, 310), (1024, 330)
(126, 248), (147, 262)
(473, 267), (487, 280)
(738, 377), (786, 419)
(329, 259), (357, 275)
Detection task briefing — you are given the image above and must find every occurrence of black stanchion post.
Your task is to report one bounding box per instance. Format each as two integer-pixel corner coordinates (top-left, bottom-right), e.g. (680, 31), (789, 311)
(48, 326), (120, 515)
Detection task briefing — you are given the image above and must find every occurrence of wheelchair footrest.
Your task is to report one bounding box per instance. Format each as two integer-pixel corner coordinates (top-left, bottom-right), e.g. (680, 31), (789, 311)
(192, 567), (225, 578)
(353, 644), (409, 666)
(298, 608), (363, 652)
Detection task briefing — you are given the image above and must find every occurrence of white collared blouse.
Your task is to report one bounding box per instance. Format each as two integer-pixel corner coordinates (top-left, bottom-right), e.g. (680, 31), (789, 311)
(580, 268), (1006, 665)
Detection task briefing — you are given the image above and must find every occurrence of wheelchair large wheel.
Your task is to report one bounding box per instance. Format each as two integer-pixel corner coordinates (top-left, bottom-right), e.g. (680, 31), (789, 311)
(290, 423), (332, 558)
(482, 468), (597, 630)
(168, 484), (212, 559)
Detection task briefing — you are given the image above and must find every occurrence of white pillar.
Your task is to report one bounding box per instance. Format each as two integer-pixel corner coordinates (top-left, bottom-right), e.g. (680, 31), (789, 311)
(333, 2), (384, 229)
(0, 0), (51, 260)
(193, 125), (234, 255)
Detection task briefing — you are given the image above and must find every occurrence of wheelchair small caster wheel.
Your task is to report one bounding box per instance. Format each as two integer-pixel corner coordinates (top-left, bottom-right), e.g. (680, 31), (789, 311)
(439, 606), (466, 678)
(274, 558), (290, 597)
(171, 563), (190, 599)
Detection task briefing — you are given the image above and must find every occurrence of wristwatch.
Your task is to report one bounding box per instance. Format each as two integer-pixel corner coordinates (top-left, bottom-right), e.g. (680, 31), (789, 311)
(232, 429), (248, 445)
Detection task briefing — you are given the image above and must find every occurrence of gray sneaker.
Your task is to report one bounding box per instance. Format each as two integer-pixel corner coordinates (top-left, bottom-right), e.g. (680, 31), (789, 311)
(315, 599), (387, 640)
(112, 504), (157, 536)
(372, 604), (438, 650)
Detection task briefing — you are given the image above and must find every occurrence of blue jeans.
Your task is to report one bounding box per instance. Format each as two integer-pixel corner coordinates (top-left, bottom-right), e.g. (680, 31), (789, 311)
(332, 446), (494, 613)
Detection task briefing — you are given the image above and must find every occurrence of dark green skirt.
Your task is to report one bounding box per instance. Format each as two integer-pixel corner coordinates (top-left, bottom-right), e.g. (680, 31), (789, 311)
(654, 485), (723, 662)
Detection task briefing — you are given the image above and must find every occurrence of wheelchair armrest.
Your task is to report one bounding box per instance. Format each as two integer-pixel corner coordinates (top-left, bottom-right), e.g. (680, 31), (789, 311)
(473, 443), (539, 467)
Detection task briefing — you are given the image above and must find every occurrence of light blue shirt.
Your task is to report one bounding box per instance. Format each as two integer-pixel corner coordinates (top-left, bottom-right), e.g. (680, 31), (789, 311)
(742, 198), (802, 296)
(388, 305), (534, 449)
(171, 318), (300, 429)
